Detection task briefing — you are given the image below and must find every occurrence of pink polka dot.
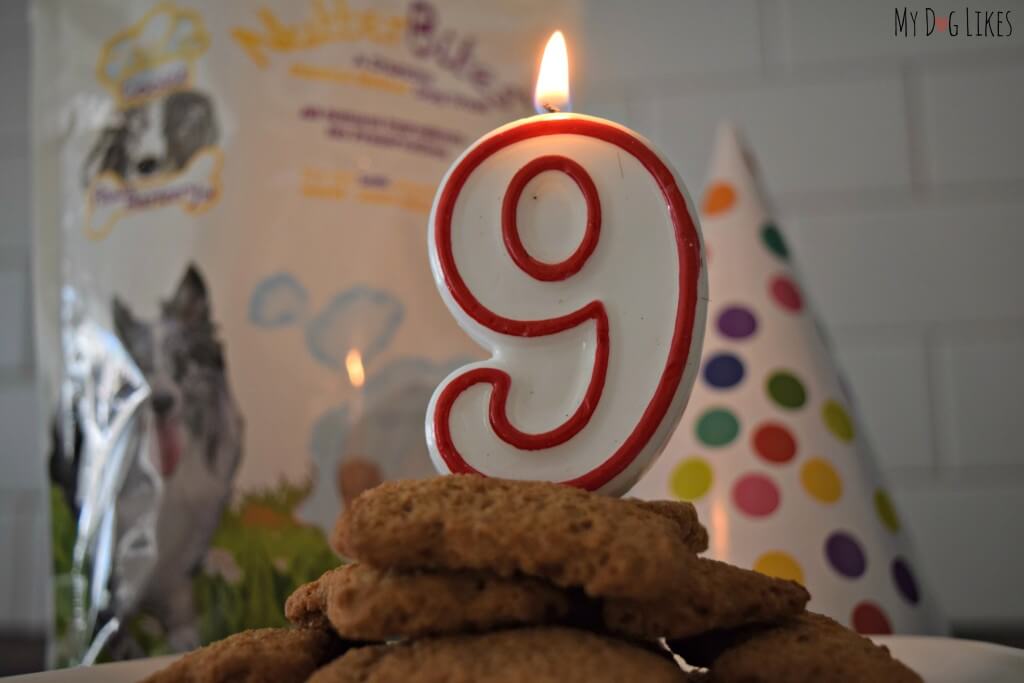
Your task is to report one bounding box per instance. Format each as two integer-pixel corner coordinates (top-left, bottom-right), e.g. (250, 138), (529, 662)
(770, 275), (803, 312)
(852, 602), (893, 635)
(732, 473), (780, 517)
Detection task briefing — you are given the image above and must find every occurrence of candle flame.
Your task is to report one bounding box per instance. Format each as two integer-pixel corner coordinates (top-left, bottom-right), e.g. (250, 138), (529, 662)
(534, 30), (570, 114)
(345, 349), (365, 388)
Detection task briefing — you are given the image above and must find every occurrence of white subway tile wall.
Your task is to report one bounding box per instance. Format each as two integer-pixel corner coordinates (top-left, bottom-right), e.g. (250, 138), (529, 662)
(0, 382), (41, 491)
(935, 329), (1024, 470)
(899, 480), (1024, 623)
(1, 0), (1023, 630)
(0, 488), (46, 630)
(632, 74), (913, 197)
(0, 268), (28, 370)
(577, 0), (763, 87)
(921, 61), (1024, 186)
(0, 156), (31, 248)
(786, 204), (1024, 327)
(834, 332), (935, 471)
(1, 0), (45, 634)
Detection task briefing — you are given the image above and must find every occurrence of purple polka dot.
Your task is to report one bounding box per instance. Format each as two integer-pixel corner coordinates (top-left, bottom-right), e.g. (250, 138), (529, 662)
(892, 558), (920, 604)
(718, 306), (757, 339)
(704, 353), (745, 389)
(825, 531), (866, 578)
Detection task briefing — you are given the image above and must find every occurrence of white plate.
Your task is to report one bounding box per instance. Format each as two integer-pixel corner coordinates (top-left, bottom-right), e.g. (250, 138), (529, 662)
(5, 637), (1023, 682)
(873, 636), (1024, 683)
(2, 656), (177, 683)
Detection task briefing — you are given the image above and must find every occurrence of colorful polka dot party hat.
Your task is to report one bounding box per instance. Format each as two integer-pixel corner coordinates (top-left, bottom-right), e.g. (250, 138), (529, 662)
(630, 123), (946, 635)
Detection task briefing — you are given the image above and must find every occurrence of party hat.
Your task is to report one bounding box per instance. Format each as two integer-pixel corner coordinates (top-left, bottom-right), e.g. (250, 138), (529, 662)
(630, 123), (945, 635)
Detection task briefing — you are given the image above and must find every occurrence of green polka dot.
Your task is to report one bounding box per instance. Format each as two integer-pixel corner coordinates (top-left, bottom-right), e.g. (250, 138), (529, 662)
(823, 400), (855, 442)
(696, 408), (740, 447)
(767, 371), (806, 409)
(875, 489), (900, 532)
(670, 457), (713, 501)
(761, 223), (789, 260)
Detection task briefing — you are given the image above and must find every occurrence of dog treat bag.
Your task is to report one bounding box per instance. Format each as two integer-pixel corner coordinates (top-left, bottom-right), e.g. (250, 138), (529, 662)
(31, 0), (574, 664)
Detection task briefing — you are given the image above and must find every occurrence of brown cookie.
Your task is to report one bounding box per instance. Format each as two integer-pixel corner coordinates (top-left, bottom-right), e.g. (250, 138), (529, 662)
(140, 627), (347, 683)
(668, 612), (923, 682)
(332, 475), (705, 600)
(285, 575), (332, 630)
(630, 498), (709, 553)
(286, 563), (569, 640)
(289, 558), (805, 643)
(307, 627), (691, 683)
(600, 558), (810, 639)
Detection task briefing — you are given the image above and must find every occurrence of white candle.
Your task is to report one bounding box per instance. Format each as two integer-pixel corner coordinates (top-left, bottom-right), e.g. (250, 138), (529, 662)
(425, 32), (707, 495)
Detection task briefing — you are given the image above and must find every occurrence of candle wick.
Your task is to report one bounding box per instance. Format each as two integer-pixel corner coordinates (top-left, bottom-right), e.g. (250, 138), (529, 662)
(542, 103), (560, 113)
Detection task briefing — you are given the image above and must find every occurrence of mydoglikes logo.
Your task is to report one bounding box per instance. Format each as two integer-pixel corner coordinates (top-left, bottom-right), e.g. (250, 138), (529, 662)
(895, 7), (1014, 36)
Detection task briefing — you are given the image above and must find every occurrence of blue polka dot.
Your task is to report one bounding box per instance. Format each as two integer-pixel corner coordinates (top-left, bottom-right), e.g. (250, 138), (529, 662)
(704, 353), (745, 389)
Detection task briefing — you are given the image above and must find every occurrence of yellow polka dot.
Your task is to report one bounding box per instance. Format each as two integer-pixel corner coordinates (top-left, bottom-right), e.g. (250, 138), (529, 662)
(670, 457), (713, 501)
(874, 489), (901, 533)
(754, 551), (805, 585)
(800, 457), (842, 503)
(823, 400), (855, 442)
(702, 182), (737, 216)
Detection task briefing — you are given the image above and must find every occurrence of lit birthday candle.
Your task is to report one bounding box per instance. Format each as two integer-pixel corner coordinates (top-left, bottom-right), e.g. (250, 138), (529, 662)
(425, 31), (707, 495)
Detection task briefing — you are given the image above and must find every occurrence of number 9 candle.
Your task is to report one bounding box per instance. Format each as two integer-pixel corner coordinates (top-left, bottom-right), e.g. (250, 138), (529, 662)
(426, 31), (707, 495)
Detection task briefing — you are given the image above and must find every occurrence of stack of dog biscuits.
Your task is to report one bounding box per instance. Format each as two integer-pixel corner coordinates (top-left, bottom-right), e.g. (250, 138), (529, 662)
(143, 475), (922, 682)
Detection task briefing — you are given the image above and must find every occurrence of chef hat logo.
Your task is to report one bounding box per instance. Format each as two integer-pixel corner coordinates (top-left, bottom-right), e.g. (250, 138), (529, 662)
(97, 2), (210, 106)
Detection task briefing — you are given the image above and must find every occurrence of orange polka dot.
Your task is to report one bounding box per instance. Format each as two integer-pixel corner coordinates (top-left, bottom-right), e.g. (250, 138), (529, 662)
(801, 457), (842, 503)
(702, 182), (737, 215)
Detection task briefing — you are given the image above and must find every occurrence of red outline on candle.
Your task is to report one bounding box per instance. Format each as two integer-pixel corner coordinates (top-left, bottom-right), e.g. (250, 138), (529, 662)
(502, 155), (601, 281)
(433, 117), (701, 490)
(443, 152), (608, 450)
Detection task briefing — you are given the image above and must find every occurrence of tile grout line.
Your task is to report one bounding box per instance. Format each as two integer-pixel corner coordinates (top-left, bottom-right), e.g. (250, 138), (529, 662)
(0, 494), (18, 625)
(901, 61), (929, 198)
(754, 0), (776, 78)
(831, 317), (1024, 342)
(771, 180), (1024, 216)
